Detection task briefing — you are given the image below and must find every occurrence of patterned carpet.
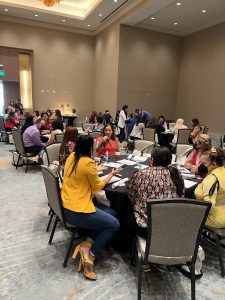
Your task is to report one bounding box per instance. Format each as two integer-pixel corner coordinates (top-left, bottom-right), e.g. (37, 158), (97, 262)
(0, 143), (225, 300)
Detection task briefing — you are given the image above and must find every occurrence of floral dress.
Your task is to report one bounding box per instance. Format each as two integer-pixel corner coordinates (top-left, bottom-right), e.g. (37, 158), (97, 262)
(127, 166), (179, 228)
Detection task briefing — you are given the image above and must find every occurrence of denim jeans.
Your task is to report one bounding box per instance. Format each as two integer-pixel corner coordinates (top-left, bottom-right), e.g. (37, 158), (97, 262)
(64, 204), (120, 255)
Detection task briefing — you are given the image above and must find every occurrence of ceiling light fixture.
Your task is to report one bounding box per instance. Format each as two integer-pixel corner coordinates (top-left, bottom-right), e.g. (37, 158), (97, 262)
(114, 0), (118, 3)
(176, 2), (181, 5)
(4, 8), (9, 11)
(174, 22), (178, 26)
(201, 9), (206, 13)
(41, 0), (61, 7)
(87, 24), (91, 27)
(98, 13), (102, 17)
(34, 14), (39, 17)
(151, 17), (155, 20)
(62, 19), (66, 22)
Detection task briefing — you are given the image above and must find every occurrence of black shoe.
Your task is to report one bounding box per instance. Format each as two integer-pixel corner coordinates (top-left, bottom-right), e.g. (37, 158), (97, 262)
(179, 265), (203, 279)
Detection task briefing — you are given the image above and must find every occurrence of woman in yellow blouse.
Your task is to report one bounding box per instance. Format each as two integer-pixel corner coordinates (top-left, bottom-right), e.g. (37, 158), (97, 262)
(195, 147), (225, 228)
(61, 135), (121, 280)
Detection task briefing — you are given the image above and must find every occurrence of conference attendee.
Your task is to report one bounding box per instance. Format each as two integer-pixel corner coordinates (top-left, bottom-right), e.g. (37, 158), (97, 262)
(127, 146), (184, 241)
(88, 111), (97, 124)
(15, 109), (22, 122)
(130, 115), (145, 140)
(14, 98), (24, 114)
(91, 115), (104, 132)
(184, 134), (211, 175)
(96, 123), (120, 157)
(23, 118), (45, 154)
(41, 112), (52, 131)
(158, 115), (168, 130)
(21, 115), (36, 135)
(118, 105), (128, 143)
(61, 135), (121, 280)
(125, 114), (137, 135)
(103, 110), (113, 124)
(33, 110), (41, 120)
(4, 111), (19, 131)
(47, 119), (63, 145)
(189, 118), (202, 144)
(55, 109), (62, 122)
(59, 127), (79, 166)
(172, 118), (188, 144)
(134, 108), (151, 126)
(195, 147), (225, 228)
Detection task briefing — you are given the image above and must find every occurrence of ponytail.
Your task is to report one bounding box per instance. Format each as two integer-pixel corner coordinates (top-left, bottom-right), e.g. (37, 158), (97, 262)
(167, 165), (184, 197)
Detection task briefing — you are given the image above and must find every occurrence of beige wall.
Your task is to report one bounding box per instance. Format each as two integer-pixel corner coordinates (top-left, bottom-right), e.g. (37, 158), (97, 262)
(93, 22), (120, 117)
(177, 22), (225, 133)
(0, 21), (94, 121)
(117, 25), (181, 119)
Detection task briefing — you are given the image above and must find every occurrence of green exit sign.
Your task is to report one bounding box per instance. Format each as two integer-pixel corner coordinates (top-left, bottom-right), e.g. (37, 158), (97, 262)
(0, 70), (5, 77)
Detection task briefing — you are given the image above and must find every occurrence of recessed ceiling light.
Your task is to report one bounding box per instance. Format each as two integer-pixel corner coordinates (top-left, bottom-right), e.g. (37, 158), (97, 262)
(174, 22), (178, 26)
(62, 19), (66, 22)
(201, 9), (206, 13)
(34, 14), (38, 17)
(87, 24), (91, 27)
(114, 0), (118, 3)
(151, 17), (155, 20)
(176, 2), (181, 6)
(4, 8), (8, 12)
(98, 13), (102, 17)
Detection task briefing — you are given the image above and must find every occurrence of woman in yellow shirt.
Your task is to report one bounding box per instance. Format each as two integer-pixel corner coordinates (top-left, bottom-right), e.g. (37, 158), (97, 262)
(61, 135), (121, 280)
(195, 147), (225, 228)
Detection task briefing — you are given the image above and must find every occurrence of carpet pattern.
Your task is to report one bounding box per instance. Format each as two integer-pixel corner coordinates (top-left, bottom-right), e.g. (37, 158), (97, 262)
(0, 143), (225, 300)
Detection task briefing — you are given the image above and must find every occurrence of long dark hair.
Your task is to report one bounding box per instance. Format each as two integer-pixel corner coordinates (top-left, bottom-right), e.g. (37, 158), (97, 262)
(151, 146), (184, 197)
(122, 105), (128, 118)
(103, 123), (116, 140)
(59, 127), (78, 155)
(70, 135), (94, 175)
(192, 118), (200, 128)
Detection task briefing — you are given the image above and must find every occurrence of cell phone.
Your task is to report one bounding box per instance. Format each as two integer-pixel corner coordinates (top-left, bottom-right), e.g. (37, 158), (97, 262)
(121, 164), (128, 169)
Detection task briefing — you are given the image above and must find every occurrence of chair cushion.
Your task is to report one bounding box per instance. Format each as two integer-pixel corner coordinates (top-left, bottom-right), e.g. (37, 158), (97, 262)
(137, 235), (192, 265)
(204, 225), (225, 237)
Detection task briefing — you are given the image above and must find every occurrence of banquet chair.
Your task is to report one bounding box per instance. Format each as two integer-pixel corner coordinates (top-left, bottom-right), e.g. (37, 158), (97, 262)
(44, 143), (61, 165)
(89, 131), (102, 139)
(203, 226), (225, 277)
(143, 128), (156, 143)
(82, 122), (93, 131)
(41, 166), (79, 267)
(133, 198), (211, 300)
(55, 133), (64, 143)
(0, 117), (10, 142)
(12, 130), (39, 173)
(133, 139), (155, 156)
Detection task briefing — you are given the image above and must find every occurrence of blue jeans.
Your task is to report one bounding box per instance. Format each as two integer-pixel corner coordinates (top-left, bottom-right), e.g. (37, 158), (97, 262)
(64, 204), (120, 255)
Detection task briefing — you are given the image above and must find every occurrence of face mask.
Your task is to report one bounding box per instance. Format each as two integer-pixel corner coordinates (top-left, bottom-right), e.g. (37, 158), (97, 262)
(193, 143), (198, 150)
(198, 164), (208, 177)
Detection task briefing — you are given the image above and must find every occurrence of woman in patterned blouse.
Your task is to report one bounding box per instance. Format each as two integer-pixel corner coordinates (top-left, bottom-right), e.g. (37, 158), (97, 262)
(127, 146), (184, 239)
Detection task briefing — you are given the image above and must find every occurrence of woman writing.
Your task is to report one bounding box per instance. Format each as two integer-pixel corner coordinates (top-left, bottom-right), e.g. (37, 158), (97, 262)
(61, 135), (121, 280)
(195, 147), (225, 228)
(96, 123), (120, 157)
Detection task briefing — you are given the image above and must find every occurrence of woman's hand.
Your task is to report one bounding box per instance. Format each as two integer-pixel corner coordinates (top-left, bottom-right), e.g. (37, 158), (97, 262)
(110, 167), (123, 176)
(96, 164), (108, 171)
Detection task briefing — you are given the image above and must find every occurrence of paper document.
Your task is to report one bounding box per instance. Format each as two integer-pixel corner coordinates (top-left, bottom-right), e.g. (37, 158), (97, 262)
(112, 178), (129, 189)
(184, 179), (198, 189)
(117, 159), (136, 166)
(103, 162), (123, 168)
(100, 175), (121, 184)
(134, 164), (148, 170)
(181, 173), (196, 178)
(132, 156), (148, 162)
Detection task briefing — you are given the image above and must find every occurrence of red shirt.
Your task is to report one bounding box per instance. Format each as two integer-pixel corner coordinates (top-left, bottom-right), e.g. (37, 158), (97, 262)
(96, 137), (118, 157)
(5, 117), (18, 129)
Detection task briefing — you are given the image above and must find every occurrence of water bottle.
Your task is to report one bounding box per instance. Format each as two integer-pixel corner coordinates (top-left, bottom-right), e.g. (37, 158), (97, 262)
(105, 151), (109, 165)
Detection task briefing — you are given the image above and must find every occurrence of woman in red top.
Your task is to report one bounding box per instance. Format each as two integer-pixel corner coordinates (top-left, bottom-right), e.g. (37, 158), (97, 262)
(184, 134), (211, 174)
(5, 111), (19, 131)
(96, 123), (120, 157)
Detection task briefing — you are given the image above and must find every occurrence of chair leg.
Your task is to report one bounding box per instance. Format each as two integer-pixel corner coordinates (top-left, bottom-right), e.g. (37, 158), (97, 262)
(16, 154), (21, 169)
(63, 231), (76, 268)
(48, 216), (58, 245)
(137, 252), (142, 300)
(131, 239), (137, 267)
(46, 212), (54, 232)
(214, 234), (225, 277)
(25, 159), (29, 173)
(191, 263), (196, 300)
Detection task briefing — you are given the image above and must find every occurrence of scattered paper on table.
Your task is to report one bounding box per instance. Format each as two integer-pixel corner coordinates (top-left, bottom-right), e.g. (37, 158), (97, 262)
(100, 175), (121, 184)
(117, 159), (136, 166)
(184, 179), (198, 188)
(182, 173), (196, 178)
(103, 162), (123, 168)
(134, 164), (148, 170)
(132, 156), (148, 162)
(112, 178), (129, 189)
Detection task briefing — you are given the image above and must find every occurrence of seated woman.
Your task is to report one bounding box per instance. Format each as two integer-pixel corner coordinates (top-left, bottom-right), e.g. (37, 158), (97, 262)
(41, 112), (52, 132)
(21, 115), (36, 135)
(127, 146), (184, 239)
(47, 119), (63, 145)
(184, 134), (211, 175)
(189, 118), (202, 144)
(96, 123), (120, 157)
(195, 147), (225, 228)
(59, 127), (78, 166)
(90, 115), (104, 132)
(172, 118), (187, 144)
(158, 115), (168, 130)
(5, 111), (19, 131)
(130, 115), (145, 140)
(61, 135), (121, 280)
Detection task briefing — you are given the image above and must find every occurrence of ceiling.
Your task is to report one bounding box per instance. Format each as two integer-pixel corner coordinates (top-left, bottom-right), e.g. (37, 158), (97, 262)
(0, 0), (133, 33)
(0, 0), (225, 36)
(123, 0), (225, 36)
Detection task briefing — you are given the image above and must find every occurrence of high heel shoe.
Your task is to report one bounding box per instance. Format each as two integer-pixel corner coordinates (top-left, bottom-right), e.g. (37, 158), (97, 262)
(72, 243), (97, 280)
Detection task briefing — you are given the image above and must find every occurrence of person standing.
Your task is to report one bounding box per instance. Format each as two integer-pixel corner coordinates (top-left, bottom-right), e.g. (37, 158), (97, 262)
(118, 105), (128, 143)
